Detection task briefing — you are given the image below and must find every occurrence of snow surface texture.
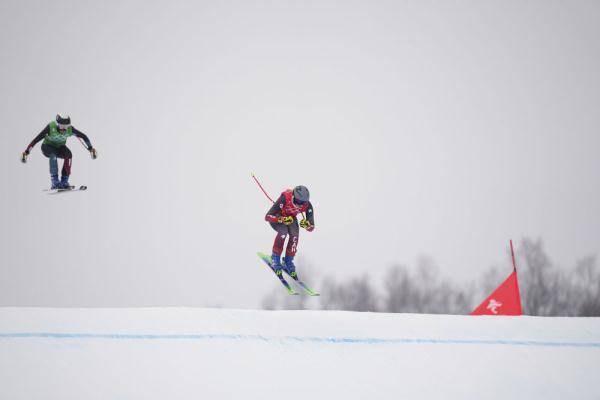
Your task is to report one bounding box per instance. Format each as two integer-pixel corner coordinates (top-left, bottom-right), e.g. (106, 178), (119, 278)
(1, 308), (599, 399)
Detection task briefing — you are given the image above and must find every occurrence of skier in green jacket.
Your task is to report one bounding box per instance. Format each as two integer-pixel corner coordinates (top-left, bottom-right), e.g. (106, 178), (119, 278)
(21, 115), (97, 189)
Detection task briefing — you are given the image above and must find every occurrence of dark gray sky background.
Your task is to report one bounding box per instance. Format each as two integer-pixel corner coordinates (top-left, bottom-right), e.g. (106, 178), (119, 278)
(1, 1), (599, 307)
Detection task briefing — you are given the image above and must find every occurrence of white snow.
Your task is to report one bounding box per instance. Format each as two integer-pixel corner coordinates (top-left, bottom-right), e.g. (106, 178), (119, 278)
(1, 308), (599, 399)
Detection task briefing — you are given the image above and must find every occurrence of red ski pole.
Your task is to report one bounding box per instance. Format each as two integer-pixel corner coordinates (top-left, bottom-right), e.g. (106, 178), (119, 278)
(251, 173), (275, 203)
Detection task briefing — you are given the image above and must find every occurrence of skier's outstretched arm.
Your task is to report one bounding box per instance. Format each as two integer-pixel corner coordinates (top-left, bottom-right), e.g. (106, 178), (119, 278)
(21, 125), (49, 163)
(73, 127), (97, 159)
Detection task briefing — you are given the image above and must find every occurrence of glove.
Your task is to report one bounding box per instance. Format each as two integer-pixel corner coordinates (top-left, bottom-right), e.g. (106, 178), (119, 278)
(300, 219), (314, 231)
(299, 219), (311, 230)
(277, 216), (294, 225)
(89, 147), (97, 159)
(21, 150), (29, 163)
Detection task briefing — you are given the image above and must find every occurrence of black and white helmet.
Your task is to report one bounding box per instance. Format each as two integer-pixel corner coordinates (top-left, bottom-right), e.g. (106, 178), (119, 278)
(293, 185), (310, 205)
(56, 114), (71, 129)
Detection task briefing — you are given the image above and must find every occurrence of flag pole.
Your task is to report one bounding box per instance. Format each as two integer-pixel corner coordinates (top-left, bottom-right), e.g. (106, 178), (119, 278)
(509, 239), (523, 314)
(510, 239), (517, 272)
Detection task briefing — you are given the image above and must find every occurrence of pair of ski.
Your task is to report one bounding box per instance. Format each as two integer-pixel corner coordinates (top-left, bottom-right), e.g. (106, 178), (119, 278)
(257, 252), (319, 296)
(44, 185), (88, 195)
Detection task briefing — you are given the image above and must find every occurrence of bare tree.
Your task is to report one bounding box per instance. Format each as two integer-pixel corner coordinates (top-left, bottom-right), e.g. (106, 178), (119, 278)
(320, 274), (379, 312)
(518, 238), (580, 315)
(383, 265), (419, 313)
(572, 255), (600, 316)
(383, 257), (472, 314)
(519, 238), (555, 315)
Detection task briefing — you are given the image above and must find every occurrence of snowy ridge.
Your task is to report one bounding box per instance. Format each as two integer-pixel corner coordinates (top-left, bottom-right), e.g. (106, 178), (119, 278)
(1, 308), (599, 399)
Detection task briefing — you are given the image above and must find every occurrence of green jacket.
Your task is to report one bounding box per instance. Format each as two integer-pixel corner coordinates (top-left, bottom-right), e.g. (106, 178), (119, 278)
(43, 121), (74, 148)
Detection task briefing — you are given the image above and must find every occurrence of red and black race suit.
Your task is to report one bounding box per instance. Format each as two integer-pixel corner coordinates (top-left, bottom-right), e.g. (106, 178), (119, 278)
(265, 190), (315, 257)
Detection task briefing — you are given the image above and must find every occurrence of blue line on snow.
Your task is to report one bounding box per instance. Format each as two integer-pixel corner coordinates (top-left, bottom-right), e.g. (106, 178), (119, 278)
(0, 332), (599, 348)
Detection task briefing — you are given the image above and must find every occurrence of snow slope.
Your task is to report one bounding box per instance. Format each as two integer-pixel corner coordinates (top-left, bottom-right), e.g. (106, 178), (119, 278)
(1, 308), (599, 399)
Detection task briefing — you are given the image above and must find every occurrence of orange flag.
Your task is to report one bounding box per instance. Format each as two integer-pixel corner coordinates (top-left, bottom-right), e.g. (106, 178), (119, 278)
(471, 240), (523, 316)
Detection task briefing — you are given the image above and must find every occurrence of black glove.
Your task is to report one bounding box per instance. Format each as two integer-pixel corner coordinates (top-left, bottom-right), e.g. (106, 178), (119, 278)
(21, 150), (29, 163)
(89, 147), (97, 159)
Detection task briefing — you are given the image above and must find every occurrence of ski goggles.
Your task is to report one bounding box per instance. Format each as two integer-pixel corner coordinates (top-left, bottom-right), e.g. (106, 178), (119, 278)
(293, 198), (307, 206)
(57, 123), (71, 131)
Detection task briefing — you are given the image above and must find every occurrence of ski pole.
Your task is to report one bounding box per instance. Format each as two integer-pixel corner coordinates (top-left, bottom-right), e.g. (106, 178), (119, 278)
(77, 137), (97, 159)
(251, 173), (275, 203)
(76, 136), (87, 149)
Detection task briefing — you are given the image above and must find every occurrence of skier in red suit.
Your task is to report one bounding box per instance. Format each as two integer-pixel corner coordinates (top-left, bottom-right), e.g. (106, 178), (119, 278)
(265, 185), (314, 277)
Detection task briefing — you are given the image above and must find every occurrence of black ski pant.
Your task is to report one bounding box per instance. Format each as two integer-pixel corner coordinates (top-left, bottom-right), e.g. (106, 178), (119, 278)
(41, 144), (72, 177)
(270, 220), (300, 257)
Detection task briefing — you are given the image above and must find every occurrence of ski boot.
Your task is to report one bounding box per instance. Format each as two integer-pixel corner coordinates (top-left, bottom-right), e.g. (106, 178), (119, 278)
(59, 175), (70, 189)
(283, 255), (297, 278)
(50, 175), (60, 190)
(271, 253), (283, 276)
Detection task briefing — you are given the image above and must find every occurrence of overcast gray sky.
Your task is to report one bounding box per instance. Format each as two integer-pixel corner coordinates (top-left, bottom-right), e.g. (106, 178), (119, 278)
(1, 0), (599, 308)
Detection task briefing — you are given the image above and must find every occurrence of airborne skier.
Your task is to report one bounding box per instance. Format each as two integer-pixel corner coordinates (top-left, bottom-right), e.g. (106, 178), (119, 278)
(265, 185), (315, 277)
(21, 115), (97, 189)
